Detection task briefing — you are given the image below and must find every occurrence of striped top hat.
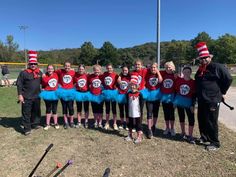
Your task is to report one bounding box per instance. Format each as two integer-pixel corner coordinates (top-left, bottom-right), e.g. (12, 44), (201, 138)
(130, 75), (139, 85)
(28, 50), (38, 63)
(195, 42), (213, 59)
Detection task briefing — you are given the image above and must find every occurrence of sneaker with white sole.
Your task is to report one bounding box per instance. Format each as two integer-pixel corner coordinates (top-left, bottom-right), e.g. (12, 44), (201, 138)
(205, 144), (219, 151)
(84, 122), (88, 128)
(44, 125), (50, 130)
(124, 135), (133, 142)
(170, 129), (176, 136)
(104, 123), (110, 130)
(113, 124), (118, 130)
(132, 129), (136, 133)
(163, 128), (170, 135)
(118, 125), (124, 129)
(134, 137), (142, 144)
(54, 124), (60, 130)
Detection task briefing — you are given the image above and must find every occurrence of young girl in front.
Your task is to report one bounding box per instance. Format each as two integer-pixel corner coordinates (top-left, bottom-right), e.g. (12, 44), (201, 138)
(160, 61), (176, 136)
(125, 75), (143, 144)
(88, 65), (104, 128)
(40, 65), (59, 130)
(173, 66), (196, 144)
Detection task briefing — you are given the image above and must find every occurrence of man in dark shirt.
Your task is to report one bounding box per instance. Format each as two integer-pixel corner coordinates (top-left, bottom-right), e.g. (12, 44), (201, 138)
(17, 50), (42, 135)
(195, 42), (232, 151)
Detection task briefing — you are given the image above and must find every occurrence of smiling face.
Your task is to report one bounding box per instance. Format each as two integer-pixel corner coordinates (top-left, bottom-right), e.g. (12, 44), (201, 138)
(78, 65), (85, 74)
(106, 65), (113, 73)
(47, 65), (54, 75)
(199, 56), (211, 65)
(135, 61), (142, 71)
(151, 64), (158, 74)
(182, 67), (192, 79)
(122, 66), (129, 76)
(93, 65), (101, 76)
(28, 63), (38, 70)
(64, 62), (71, 72)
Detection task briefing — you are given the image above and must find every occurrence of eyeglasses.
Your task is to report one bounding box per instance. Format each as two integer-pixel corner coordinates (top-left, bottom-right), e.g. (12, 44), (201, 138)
(199, 56), (209, 60)
(29, 63), (38, 66)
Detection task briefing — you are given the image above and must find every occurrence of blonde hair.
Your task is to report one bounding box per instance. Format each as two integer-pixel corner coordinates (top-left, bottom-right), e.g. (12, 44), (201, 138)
(164, 61), (175, 71)
(93, 64), (102, 71)
(151, 62), (158, 68)
(134, 59), (143, 65)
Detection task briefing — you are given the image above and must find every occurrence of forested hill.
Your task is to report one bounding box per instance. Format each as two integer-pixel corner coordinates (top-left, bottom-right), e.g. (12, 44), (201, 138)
(1, 32), (236, 67)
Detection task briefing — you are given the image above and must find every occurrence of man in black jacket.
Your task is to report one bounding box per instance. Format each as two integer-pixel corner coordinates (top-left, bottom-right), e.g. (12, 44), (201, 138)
(195, 42), (232, 151)
(17, 50), (42, 135)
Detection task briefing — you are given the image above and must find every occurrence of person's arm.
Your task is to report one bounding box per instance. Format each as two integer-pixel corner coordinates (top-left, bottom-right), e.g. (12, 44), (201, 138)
(217, 64), (233, 95)
(156, 69), (163, 83)
(16, 71), (25, 103)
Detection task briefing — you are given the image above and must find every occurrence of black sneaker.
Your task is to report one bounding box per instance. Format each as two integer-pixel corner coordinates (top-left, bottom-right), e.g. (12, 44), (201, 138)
(24, 131), (31, 136)
(188, 136), (195, 144)
(205, 144), (219, 151)
(64, 123), (69, 129)
(151, 126), (156, 135)
(180, 133), (188, 141)
(147, 129), (153, 139)
(32, 125), (41, 129)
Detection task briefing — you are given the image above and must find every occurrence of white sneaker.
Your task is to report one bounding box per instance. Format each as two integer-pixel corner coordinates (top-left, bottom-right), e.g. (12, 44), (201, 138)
(163, 128), (170, 135)
(124, 135), (133, 142)
(113, 124), (118, 130)
(104, 123), (110, 130)
(118, 125), (124, 129)
(132, 129), (136, 133)
(54, 124), (60, 129)
(170, 129), (176, 136)
(44, 125), (50, 130)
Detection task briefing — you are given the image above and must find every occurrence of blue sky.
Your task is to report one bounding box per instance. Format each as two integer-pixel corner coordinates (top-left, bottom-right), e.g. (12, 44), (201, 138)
(0, 0), (235, 50)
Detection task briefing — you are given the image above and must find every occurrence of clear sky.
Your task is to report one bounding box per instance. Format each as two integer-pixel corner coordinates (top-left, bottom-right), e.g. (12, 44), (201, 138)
(0, 0), (235, 50)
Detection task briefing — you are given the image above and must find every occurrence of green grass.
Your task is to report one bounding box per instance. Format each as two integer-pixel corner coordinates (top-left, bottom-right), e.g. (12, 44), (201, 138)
(0, 87), (236, 177)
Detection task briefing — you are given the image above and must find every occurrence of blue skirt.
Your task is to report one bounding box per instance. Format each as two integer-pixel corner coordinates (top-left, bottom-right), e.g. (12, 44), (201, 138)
(116, 93), (127, 104)
(160, 92), (174, 103)
(102, 89), (119, 102)
(146, 88), (162, 101)
(173, 94), (192, 108)
(74, 91), (90, 102)
(57, 87), (75, 101)
(39, 90), (59, 101)
(87, 92), (104, 104)
(140, 88), (149, 100)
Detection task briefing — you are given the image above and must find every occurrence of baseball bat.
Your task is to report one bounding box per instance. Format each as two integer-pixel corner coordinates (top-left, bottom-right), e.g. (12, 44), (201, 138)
(53, 160), (73, 177)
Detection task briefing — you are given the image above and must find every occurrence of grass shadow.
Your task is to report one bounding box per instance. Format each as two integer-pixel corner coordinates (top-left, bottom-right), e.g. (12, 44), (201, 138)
(0, 117), (23, 134)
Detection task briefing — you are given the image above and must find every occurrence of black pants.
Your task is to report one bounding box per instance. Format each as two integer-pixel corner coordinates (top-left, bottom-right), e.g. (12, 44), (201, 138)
(146, 101), (160, 119)
(118, 103), (128, 118)
(162, 102), (175, 121)
(76, 101), (89, 113)
(60, 99), (74, 116)
(197, 100), (220, 147)
(105, 101), (117, 114)
(127, 117), (142, 132)
(21, 98), (41, 132)
(44, 100), (58, 114)
(91, 102), (103, 114)
(177, 106), (194, 126)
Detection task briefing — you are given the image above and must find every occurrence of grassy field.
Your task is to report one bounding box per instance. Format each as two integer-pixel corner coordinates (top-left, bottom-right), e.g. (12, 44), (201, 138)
(0, 87), (236, 177)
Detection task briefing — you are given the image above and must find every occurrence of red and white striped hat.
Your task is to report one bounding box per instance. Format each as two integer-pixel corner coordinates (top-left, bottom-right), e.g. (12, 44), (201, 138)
(28, 50), (38, 63)
(130, 75), (139, 85)
(195, 42), (213, 59)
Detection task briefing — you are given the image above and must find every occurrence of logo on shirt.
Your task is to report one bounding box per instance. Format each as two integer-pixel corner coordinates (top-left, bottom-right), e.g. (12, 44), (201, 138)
(77, 79), (86, 88)
(104, 76), (113, 86)
(92, 79), (101, 88)
(119, 81), (128, 90)
(163, 79), (173, 89)
(48, 79), (57, 88)
(149, 77), (158, 87)
(63, 75), (72, 84)
(180, 84), (190, 95)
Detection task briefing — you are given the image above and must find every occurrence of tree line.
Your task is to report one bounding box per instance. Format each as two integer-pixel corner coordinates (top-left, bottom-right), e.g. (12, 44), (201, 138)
(0, 32), (236, 67)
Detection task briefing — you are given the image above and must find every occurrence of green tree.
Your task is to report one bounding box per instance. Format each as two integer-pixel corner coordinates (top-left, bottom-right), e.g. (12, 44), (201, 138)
(78, 42), (97, 65)
(99, 41), (119, 66)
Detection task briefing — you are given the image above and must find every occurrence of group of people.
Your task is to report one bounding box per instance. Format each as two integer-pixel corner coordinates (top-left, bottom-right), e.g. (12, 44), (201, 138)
(17, 42), (232, 150)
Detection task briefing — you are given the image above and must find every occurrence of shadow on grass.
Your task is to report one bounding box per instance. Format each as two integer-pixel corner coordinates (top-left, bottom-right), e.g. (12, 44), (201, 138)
(0, 117), (23, 134)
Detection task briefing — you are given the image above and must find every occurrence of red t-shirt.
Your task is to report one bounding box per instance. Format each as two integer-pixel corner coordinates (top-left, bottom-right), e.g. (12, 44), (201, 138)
(88, 74), (103, 95)
(160, 70), (175, 94)
(73, 73), (88, 92)
(145, 70), (161, 90)
(41, 72), (58, 91)
(117, 74), (130, 94)
(130, 68), (148, 90)
(175, 77), (195, 98)
(101, 72), (118, 90)
(55, 69), (75, 89)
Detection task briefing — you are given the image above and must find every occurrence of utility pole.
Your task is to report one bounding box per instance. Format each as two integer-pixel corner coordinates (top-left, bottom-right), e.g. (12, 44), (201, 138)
(19, 25), (28, 68)
(157, 0), (161, 69)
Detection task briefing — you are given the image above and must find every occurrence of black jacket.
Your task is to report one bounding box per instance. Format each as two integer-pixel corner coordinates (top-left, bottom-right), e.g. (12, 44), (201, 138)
(17, 70), (42, 99)
(195, 62), (232, 104)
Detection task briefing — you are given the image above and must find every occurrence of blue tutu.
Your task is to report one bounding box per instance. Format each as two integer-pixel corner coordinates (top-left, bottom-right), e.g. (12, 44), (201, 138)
(102, 89), (119, 102)
(87, 92), (104, 104)
(160, 92), (174, 103)
(57, 87), (75, 101)
(140, 88), (149, 100)
(39, 90), (59, 101)
(173, 94), (192, 108)
(146, 88), (162, 102)
(116, 93), (127, 104)
(74, 91), (90, 102)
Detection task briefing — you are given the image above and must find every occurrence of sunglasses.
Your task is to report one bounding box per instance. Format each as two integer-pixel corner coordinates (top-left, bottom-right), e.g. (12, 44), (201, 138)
(29, 63), (38, 66)
(199, 56), (209, 60)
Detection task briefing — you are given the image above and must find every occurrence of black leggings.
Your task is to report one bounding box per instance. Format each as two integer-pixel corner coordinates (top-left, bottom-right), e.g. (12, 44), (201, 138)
(162, 102), (175, 121)
(44, 100), (58, 114)
(127, 117), (142, 132)
(91, 102), (103, 114)
(60, 99), (74, 116)
(105, 101), (117, 114)
(118, 103), (128, 118)
(76, 101), (89, 113)
(146, 101), (160, 119)
(177, 106), (194, 126)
